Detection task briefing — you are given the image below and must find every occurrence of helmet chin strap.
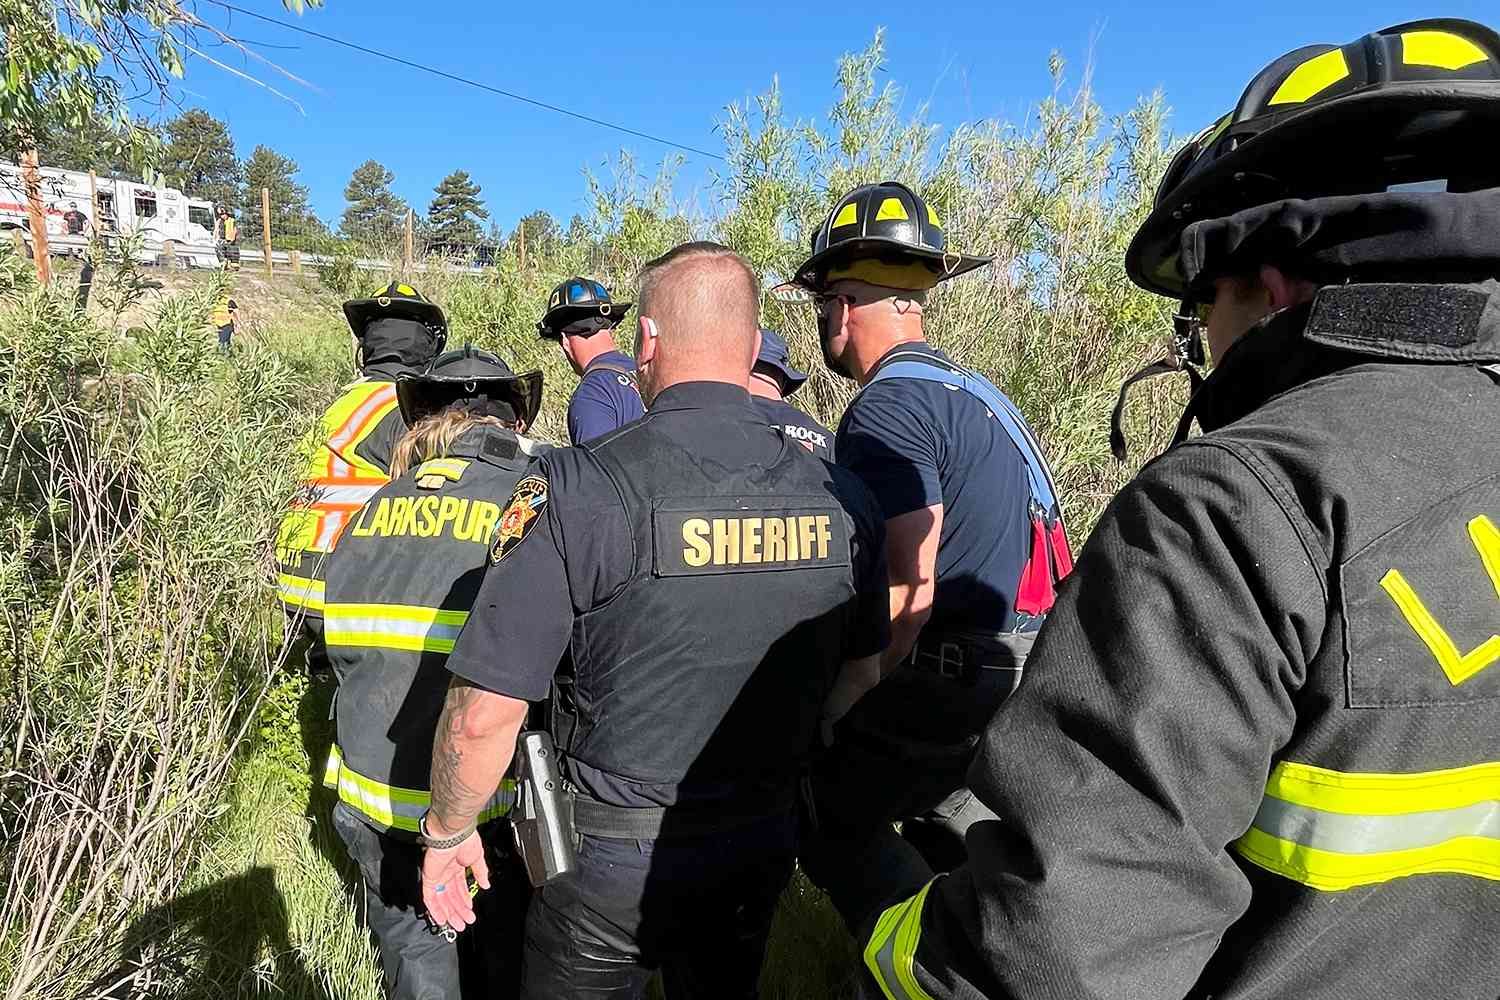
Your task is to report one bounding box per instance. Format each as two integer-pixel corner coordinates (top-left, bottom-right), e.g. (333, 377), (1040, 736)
(1109, 311), (1207, 462)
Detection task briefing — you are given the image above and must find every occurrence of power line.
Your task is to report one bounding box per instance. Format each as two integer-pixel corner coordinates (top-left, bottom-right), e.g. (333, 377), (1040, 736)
(205, 1), (725, 161)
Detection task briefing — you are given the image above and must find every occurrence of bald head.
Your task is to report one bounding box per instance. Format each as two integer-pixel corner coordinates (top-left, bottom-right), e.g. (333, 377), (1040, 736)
(633, 242), (761, 403)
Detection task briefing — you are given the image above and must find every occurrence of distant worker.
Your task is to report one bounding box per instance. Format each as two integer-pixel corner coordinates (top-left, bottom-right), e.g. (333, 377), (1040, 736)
(790, 181), (1073, 932)
(535, 276), (644, 443)
(274, 283), (448, 672)
(62, 202), (88, 236)
(862, 18), (1500, 1000)
(419, 242), (891, 999)
(323, 345), (545, 1000)
(748, 327), (834, 460)
(215, 205), (240, 271)
(211, 292), (238, 353)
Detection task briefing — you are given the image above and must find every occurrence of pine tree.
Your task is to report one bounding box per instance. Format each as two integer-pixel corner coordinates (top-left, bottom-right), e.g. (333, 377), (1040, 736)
(427, 170), (488, 246)
(160, 109), (240, 209)
(239, 144), (322, 240)
(340, 159), (408, 249)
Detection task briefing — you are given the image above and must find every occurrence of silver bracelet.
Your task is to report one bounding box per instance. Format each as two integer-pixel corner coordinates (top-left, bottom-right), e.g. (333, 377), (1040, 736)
(419, 811), (476, 850)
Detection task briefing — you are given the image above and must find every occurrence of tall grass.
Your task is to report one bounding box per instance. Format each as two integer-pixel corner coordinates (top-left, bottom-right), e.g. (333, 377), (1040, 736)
(0, 32), (1187, 1000)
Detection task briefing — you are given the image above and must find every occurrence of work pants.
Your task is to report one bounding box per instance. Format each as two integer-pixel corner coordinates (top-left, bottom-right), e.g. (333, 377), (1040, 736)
(520, 811), (796, 999)
(801, 662), (1019, 934)
(332, 805), (528, 1000)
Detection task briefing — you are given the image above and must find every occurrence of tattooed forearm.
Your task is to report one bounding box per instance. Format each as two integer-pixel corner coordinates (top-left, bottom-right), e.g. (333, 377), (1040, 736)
(429, 678), (527, 832)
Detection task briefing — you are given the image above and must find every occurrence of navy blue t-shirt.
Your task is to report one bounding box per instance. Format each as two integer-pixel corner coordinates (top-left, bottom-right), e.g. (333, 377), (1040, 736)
(567, 350), (645, 445)
(836, 341), (1032, 634)
(753, 395), (835, 462)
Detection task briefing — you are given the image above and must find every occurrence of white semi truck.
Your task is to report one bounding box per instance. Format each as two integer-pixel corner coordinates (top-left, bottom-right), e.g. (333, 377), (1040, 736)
(0, 161), (221, 268)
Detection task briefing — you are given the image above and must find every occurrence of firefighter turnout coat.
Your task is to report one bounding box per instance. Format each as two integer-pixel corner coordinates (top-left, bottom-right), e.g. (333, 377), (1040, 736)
(274, 372), (410, 622)
(864, 282), (1500, 1000)
(321, 424), (547, 833)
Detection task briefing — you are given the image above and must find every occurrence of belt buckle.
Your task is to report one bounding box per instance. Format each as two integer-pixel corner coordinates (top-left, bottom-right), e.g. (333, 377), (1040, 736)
(936, 641), (965, 681)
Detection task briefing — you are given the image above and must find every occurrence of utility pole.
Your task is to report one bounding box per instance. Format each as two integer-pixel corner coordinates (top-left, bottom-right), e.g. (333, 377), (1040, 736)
(21, 149), (50, 283)
(403, 207), (414, 272)
(261, 186), (273, 277)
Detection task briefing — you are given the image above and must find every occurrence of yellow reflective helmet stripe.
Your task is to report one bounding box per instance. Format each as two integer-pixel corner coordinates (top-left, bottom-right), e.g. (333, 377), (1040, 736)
(926, 204), (940, 227)
(1233, 759), (1500, 891)
(323, 744), (513, 832)
(876, 197), (910, 222)
(832, 202), (860, 229)
(863, 879), (938, 1000)
(1268, 49), (1350, 105)
(324, 602), (471, 654)
(1401, 30), (1489, 71)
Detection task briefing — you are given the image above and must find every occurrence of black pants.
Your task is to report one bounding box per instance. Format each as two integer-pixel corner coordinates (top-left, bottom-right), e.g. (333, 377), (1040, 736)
(520, 812), (796, 999)
(801, 657), (1026, 934)
(332, 805), (529, 1000)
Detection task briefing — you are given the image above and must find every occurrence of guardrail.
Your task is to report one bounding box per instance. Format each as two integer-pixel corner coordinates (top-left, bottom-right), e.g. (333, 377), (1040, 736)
(237, 248), (486, 274)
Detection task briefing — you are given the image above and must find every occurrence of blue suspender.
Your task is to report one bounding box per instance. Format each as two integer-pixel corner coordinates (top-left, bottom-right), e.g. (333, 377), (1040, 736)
(866, 351), (1064, 517)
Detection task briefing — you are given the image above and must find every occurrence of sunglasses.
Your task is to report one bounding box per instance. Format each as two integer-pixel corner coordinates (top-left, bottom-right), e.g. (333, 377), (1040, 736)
(812, 291), (851, 316)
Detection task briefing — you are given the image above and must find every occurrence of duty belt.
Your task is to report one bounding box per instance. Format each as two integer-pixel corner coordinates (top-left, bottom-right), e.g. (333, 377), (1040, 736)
(571, 786), (796, 841)
(905, 629), (1035, 688)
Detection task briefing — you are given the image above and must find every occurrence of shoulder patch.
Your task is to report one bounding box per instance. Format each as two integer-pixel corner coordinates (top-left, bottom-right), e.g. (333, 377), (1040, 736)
(490, 474), (549, 564)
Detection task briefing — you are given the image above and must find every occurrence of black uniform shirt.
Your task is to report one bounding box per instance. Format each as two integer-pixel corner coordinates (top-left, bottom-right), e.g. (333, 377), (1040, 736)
(836, 341), (1031, 633)
(753, 395), (835, 461)
(446, 380), (890, 806)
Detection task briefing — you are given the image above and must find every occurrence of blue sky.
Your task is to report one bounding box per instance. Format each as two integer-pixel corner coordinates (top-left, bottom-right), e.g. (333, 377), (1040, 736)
(164, 1), (1498, 233)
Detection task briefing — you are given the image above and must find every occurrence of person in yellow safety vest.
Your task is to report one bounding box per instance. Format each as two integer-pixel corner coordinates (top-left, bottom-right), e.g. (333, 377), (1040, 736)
(211, 292), (238, 353)
(323, 345), (546, 1000)
(215, 206), (240, 271)
(275, 283), (448, 673)
(861, 17), (1500, 1000)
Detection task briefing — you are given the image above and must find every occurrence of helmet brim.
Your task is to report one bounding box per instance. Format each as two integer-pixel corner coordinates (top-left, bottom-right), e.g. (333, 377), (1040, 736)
(1127, 81), (1500, 298)
(793, 237), (991, 292)
(536, 301), (634, 340)
(344, 296), (448, 338)
(396, 370), (544, 430)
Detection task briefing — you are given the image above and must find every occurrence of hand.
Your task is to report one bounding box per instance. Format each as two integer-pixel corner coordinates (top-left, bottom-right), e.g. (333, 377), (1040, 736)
(420, 830), (489, 933)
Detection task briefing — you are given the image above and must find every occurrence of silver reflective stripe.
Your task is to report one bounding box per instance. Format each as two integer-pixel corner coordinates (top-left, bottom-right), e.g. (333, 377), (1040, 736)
(324, 611), (467, 648)
(863, 880), (937, 1000)
(1251, 795), (1500, 855)
(310, 483), (383, 507)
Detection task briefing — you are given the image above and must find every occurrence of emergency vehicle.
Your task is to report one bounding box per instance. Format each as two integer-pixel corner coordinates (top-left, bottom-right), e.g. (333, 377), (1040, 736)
(0, 161), (220, 268)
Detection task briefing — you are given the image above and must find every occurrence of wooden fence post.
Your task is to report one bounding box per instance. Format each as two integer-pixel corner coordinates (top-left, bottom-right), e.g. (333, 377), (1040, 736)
(289, 250), (302, 275)
(20, 149), (50, 283)
(261, 187), (272, 277)
(88, 170), (100, 238)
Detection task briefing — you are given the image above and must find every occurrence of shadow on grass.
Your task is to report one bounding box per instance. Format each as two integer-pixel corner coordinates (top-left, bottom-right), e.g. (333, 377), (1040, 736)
(85, 865), (336, 1000)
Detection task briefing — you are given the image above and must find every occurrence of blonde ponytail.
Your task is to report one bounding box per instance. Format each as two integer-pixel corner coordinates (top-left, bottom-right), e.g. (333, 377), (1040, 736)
(390, 409), (514, 478)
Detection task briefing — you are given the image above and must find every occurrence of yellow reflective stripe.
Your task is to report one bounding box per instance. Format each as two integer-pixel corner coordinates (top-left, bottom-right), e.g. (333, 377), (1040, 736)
(1265, 759), (1500, 815)
(1402, 30), (1488, 71)
(278, 572), (325, 612)
(324, 745), (514, 832)
(832, 202), (859, 229)
(1268, 49), (1350, 105)
(1234, 760), (1500, 891)
(324, 602), (470, 654)
(414, 458), (471, 481)
(863, 879), (937, 1000)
